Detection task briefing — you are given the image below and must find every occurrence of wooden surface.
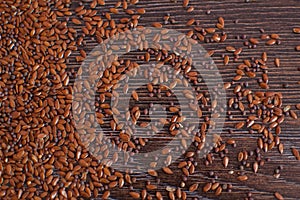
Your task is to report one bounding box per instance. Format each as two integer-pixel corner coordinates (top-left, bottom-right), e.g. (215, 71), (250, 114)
(68, 0), (300, 199)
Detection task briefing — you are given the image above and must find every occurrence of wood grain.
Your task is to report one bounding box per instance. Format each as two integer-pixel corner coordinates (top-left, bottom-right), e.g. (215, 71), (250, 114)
(67, 0), (300, 199)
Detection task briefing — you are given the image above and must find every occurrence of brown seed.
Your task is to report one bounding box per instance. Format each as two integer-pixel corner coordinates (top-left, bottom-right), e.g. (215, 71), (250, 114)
(224, 82), (231, 89)
(132, 90), (139, 101)
(156, 191), (163, 200)
(266, 39), (276, 45)
(262, 52), (267, 62)
(293, 27), (300, 34)
(148, 169), (158, 177)
(218, 17), (225, 26)
(238, 152), (244, 162)
(146, 184), (157, 190)
(291, 148), (300, 159)
(253, 162), (258, 173)
(275, 58), (280, 67)
(296, 46), (300, 51)
(234, 48), (243, 55)
(215, 186), (222, 196)
(289, 110), (298, 119)
(72, 18), (82, 25)
(187, 6), (194, 12)
(238, 101), (245, 112)
(169, 191), (175, 200)
(162, 167), (173, 174)
(183, 0), (190, 7)
(203, 183), (212, 192)
(189, 183), (199, 192)
(274, 192), (284, 200)
(223, 156), (229, 168)
(237, 175), (248, 181)
(224, 55), (229, 65)
(152, 22), (162, 28)
(206, 28), (216, 34)
(233, 75), (242, 81)
(211, 182), (220, 190)
(129, 192), (140, 199)
(270, 33), (280, 39)
(278, 143), (284, 154)
(186, 19), (195, 26)
(102, 191), (110, 199)
(235, 122), (245, 129)
(259, 82), (269, 89)
(227, 139), (235, 145)
(249, 38), (259, 45)
(226, 46), (236, 52)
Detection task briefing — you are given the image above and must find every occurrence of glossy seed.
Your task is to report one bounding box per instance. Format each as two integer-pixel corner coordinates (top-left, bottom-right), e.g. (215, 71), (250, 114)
(274, 192), (284, 200)
(189, 183), (199, 192)
(266, 39), (276, 45)
(249, 38), (259, 45)
(237, 175), (248, 181)
(129, 192), (140, 199)
(292, 148), (300, 160)
(275, 58), (280, 67)
(203, 183), (212, 192)
(186, 19), (195, 26)
(235, 122), (245, 129)
(293, 27), (300, 34)
(224, 55), (229, 65)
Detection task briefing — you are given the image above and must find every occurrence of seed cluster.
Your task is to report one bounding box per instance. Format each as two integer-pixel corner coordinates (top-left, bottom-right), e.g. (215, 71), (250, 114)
(0, 0), (299, 200)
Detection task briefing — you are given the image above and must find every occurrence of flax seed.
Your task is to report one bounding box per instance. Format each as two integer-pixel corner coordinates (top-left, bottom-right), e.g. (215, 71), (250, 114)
(292, 148), (300, 160)
(293, 27), (300, 34)
(266, 39), (276, 45)
(274, 192), (284, 200)
(224, 55), (229, 65)
(237, 175), (248, 181)
(129, 192), (140, 199)
(203, 183), (212, 192)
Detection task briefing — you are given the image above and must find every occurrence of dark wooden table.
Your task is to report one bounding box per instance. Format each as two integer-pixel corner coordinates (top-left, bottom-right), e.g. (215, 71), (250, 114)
(69, 0), (300, 199)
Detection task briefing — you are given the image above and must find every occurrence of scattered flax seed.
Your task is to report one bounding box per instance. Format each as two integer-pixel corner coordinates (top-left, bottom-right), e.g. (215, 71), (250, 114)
(271, 33), (280, 39)
(266, 39), (276, 45)
(262, 52), (267, 62)
(183, 0), (189, 7)
(274, 192), (284, 200)
(253, 162), (258, 173)
(209, 182), (217, 191)
(226, 46), (236, 52)
(293, 27), (300, 34)
(224, 55), (229, 65)
(275, 58), (280, 67)
(152, 22), (162, 28)
(203, 183), (212, 192)
(162, 167), (174, 174)
(218, 17), (225, 26)
(206, 28), (216, 34)
(186, 18), (195, 26)
(278, 143), (284, 154)
(223, 156), (229, 168)
(72, 18), (82, 25)
(237, 175), (248, 181)
(249, 38), (259, 45)
(215, 186), (222, 196)
(129, 192), (140, 199)
(132, 90), (139, 101)
(189, 183), (199, 192)
(291, 148), (300, 160)
(235, 122), (245, 129)
(289, 110), (298, 119)
(187, 6), (194, 12)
